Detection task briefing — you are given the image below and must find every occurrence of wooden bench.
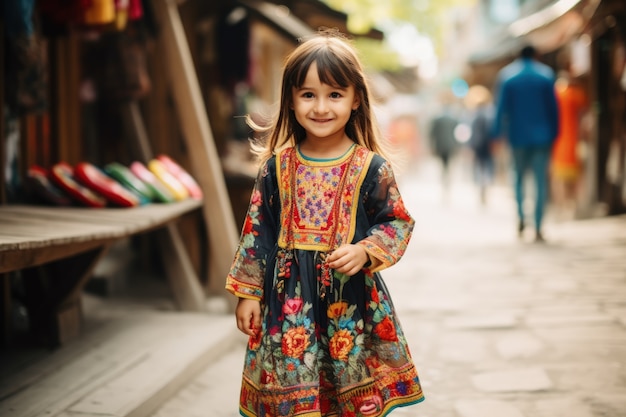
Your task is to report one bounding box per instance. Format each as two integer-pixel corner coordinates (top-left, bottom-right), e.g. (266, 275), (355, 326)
(0, 199), (206, 347)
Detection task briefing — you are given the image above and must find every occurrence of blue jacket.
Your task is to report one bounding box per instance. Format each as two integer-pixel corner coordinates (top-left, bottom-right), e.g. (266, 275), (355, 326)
(492, 58), (559, 148)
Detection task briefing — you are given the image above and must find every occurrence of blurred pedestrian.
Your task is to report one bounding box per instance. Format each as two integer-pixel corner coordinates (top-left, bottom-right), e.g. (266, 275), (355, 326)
(465, 85), (495, 205)
(429, 93), (459, 189)
(226, 31), (424, 417)
(550, 70), (589, 219)
(492, 44), (559, 242)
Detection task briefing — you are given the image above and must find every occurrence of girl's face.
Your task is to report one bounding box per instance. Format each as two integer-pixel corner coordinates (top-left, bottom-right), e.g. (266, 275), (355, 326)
(291, 62), (359, 144)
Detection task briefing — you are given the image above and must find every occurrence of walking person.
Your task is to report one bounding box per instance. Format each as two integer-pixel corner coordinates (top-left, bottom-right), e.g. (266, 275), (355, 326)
(428, 96), (459, 190)
(550, 70), (589, 219)
(465, 85), (495, 205)
(225, 31), (424, 417)
(492, 44), (559, 242)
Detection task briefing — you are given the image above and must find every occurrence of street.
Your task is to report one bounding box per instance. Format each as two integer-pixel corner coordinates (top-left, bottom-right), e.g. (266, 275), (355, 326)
(152, 156), (626, 417)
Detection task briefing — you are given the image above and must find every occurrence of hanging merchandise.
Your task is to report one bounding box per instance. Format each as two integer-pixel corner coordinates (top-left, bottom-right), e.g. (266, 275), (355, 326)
(128, 0), (143, 20)
(114, 0), (130, 31)
(82, 0), (116, 26)
(3, 0), (48, 114)
(113, 0), (142, 30)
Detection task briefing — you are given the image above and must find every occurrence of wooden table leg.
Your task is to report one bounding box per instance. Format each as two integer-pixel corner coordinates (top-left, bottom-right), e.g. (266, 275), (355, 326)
(21, 245), (110, 347)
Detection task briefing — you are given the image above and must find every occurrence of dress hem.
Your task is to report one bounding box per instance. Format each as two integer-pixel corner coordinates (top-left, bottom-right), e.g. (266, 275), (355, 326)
(237, 394), (425, 417)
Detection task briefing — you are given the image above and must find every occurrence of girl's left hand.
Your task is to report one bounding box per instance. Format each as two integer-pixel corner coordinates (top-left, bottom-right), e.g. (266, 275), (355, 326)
(326, 244), (370, 276)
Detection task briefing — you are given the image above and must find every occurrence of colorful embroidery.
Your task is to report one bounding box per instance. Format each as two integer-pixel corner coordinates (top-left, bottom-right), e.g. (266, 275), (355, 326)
(226, 145), (423, 417)
(277, 146), (372, 251)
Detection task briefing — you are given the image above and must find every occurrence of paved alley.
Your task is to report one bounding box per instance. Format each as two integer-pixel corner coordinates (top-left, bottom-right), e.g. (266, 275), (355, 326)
(152, 157), (626, 417)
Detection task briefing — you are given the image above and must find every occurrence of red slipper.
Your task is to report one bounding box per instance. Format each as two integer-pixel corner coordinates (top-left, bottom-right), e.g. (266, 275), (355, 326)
(49, 162), (107, 208)
(74, 162), (141, 207)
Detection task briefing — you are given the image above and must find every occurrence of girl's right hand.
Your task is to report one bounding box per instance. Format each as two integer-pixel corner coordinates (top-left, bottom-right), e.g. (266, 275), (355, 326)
(235, 298), (262, 337)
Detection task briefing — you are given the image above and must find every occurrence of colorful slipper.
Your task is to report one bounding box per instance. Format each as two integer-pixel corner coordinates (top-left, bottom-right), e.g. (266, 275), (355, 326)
(24, 165), (73, 206)
(156, 155), (203, 200)
(74, 162), (141, 207)
(49, 162), (107, 208)
(104, 162), (153, 203)
(148, 159), (189, 201)
(129, 161), (176, 203)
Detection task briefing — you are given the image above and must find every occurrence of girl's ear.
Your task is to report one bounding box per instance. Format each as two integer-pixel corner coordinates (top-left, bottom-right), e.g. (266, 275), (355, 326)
(352, 99), (360, 111)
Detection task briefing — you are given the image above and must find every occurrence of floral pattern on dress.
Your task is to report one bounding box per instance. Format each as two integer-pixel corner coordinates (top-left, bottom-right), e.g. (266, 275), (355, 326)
(227, 145), (424, 417)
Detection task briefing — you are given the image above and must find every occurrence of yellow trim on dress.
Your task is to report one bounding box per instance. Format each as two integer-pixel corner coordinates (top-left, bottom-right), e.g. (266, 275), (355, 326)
(276, 145), (373, 252)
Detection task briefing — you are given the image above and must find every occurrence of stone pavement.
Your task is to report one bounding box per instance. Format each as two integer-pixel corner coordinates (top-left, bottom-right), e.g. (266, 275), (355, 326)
(152, 158), (626, 417)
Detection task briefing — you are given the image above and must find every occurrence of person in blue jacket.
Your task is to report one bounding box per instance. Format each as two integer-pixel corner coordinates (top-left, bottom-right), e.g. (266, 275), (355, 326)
(492, 44), (559, 242)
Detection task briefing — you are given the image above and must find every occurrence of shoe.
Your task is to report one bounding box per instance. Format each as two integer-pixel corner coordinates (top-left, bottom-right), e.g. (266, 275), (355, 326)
(535, 231), (545, 243)
(517, 220), (525, 238)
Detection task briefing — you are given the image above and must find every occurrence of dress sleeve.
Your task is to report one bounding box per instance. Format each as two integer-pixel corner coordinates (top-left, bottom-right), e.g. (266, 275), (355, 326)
(357, 157), (415, 273)
(225, 158), (279, 300)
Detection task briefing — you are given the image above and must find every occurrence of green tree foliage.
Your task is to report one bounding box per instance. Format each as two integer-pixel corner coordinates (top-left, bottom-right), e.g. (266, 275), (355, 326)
(323, 0), (475, 70)
(353, 37), (402, 72)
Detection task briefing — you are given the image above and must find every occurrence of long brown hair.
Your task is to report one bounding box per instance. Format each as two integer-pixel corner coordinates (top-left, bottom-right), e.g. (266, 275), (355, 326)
(250, 30), (387, 163)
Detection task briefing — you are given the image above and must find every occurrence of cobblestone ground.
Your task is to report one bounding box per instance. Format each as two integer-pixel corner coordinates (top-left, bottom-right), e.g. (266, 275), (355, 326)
(152, 157), (626, 417)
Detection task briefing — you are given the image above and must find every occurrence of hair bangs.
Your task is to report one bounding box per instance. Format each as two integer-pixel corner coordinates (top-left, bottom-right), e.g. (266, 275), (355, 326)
(290, 47), (353, 89)
(314, 49), (353, 88)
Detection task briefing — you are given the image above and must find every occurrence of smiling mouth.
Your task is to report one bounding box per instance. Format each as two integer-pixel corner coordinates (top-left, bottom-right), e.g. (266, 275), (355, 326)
(311, 118), (332, 123)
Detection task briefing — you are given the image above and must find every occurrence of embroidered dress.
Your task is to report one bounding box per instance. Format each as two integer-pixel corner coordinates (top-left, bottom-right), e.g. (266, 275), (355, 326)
(226, 144), (424, 417)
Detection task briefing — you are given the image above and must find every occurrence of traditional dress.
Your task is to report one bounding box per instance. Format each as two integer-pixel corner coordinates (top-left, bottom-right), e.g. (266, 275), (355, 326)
(226, 144), (424, 417)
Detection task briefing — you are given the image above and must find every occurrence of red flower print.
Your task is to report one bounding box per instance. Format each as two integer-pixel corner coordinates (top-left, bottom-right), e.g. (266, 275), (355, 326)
(365, 356), (380, 369)
(370, 287), (380, 303)
(329, 329), (354, 361)
(392, 198), (412, 222)
(269, 325), (280, 336)
(282, 326), (310, 358)
(261, 369), (274, 385)
(283, 297), (303, 315)
(242, 214), (256, 236)
(381, 224), (397, 239)
(251, 189), (262, 206)
(374, 316), (398, 341)
(327, 301), (348, 319)
(248, 329), (262, 350)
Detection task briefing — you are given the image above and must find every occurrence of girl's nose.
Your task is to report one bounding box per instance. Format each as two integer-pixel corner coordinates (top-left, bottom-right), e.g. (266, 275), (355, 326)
(314, 98), (329, 114)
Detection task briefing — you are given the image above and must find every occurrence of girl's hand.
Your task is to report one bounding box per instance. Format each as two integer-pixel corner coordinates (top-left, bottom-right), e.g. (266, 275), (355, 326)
(326, 244), (370, 276)
(235, 298), (261, 337)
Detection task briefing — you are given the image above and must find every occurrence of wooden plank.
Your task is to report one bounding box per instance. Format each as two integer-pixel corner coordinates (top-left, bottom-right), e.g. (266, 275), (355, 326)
(0, 239), (113, 273)
(0, 200), (201, 253)
(151, 0), (239, 298)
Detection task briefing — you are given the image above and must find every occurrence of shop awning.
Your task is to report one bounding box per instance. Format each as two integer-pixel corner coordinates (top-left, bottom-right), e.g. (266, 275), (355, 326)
(239, 0), (314, 41)
(468, 0), (598, 64)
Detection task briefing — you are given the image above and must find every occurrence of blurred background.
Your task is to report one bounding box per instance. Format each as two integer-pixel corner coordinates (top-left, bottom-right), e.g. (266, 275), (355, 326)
(2, 1), (626, 417)
(3, 0), (625, 233)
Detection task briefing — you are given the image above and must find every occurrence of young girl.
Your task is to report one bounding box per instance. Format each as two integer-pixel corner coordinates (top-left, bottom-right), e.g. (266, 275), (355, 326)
(226, 30), (424, 417)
